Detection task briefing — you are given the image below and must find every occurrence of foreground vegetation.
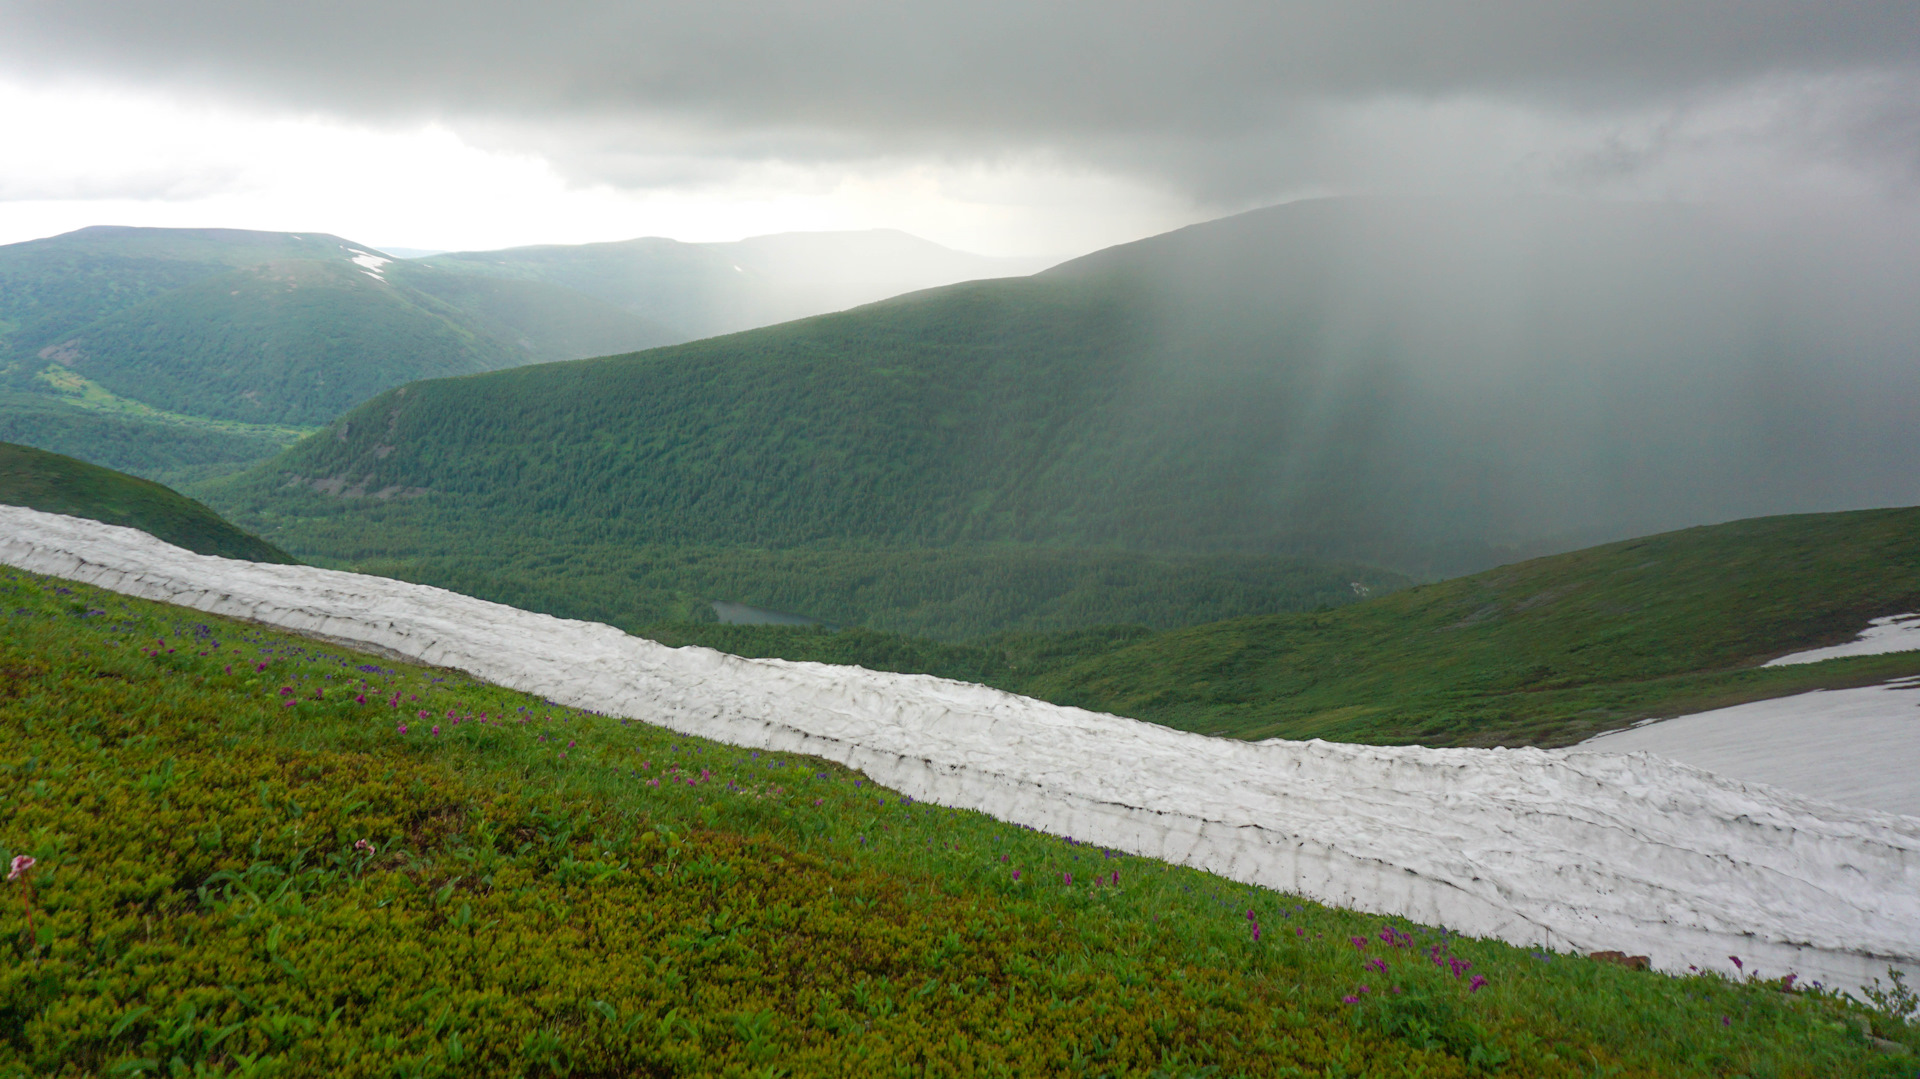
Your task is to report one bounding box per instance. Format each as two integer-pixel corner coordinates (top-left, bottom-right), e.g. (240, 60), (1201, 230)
(3, 567), (1915, 1077)
(0, 441), (292, 564)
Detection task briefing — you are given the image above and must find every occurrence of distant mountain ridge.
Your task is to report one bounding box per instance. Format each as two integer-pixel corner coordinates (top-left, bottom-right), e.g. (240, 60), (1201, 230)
(1, 224), (1030, 480)
(415, 228), (1049, 342)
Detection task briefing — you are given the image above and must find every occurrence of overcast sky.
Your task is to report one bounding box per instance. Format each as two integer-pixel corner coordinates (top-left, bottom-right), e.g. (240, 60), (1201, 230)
(1, 1), (1916, 256)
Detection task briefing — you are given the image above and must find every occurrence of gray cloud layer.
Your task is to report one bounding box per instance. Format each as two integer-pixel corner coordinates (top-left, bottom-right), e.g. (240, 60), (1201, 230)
(5, 1), (1918, 204)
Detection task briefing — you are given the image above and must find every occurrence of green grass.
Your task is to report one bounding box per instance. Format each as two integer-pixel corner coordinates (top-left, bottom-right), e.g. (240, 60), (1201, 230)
(3, 567), (1913, 1077)
(0, 441), (294, 564)
(1015, 507), (1920, 747)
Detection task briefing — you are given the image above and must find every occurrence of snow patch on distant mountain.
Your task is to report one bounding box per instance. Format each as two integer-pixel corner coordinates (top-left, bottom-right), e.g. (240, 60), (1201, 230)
(1767, 612), (1920, 666)
(349, 250), (391, 281)
(1, 504), (1914, 994)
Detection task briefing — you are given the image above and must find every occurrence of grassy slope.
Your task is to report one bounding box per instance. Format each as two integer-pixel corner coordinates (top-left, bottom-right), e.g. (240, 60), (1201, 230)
(3, 566), (1911, 1077)
(0, 441), (294, 563)
(1019, 507), (1920, 747)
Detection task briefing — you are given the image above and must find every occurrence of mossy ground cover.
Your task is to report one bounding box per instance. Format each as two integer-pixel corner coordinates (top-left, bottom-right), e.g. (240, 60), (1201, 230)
(2, 569), (1913, 1077)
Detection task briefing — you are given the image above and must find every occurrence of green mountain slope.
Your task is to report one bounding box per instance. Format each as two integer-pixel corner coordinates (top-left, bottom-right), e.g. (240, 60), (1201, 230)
(0, 227), (673, 473)
(1018, 506), (1920, 747)
(219, 197), (1920, 563)
(0, 440), (293, 562)
(419, 228), (1047, 341)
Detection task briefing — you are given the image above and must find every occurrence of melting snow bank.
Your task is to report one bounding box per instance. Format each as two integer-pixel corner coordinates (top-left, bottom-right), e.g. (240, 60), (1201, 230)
(1581, 681), (1920, 818)
(3, 505), (1916, 993)
(1766, 612), (1920, 666)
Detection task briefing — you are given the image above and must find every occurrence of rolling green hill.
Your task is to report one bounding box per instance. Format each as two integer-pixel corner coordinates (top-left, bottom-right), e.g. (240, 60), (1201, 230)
(0, 440), (294, 562)
(1016, 506), (1920, 747)
(203, 196), (1920, 641)
(0, 226), (672, 475)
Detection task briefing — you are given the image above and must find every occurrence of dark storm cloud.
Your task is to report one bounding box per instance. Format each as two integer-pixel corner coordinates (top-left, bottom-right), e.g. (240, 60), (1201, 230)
(3, 1), (1917, 200)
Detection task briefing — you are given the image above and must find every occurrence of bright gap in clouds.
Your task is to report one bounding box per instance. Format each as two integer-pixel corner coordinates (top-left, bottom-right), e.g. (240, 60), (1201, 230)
(0, 80), (1193, 257)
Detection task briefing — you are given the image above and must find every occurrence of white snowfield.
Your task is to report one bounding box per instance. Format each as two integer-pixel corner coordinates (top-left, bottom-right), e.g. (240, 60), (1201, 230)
(2, 505), (1916, 994)
(1582, 679), (1920, 818)
(1766, 612), (1920, 666)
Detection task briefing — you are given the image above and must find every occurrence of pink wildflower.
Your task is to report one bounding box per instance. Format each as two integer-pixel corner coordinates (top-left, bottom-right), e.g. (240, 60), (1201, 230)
(398, 723), (408, 734)
(1469, 974), (1488, 993)
(6, 855), (32, 882)
(353, 839), (372, 853)
(1012, 870), (1021, 881)
(431, 725), (440, 735)
(1064, 872), (1072, 885)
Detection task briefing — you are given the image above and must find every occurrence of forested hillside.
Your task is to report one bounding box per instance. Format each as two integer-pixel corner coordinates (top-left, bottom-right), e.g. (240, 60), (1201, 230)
(0, 441), (293, 562)
(0, 227), (672, 476)
(210, 197), (1920, 629)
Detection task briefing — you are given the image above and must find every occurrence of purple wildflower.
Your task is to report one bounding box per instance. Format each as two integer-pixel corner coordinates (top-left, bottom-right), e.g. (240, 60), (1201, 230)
(1470, 974), (1488, 993)
(1064, 872), (1072, 885)
(1351, 936), (1369, 951)
(1729, 955), (1743, 972)
(398, 723), (408, 734)
(431, 725), (440, 735)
